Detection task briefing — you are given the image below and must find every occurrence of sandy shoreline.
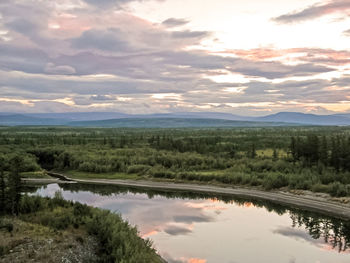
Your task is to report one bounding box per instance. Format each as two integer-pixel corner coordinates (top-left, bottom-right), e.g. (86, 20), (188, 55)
(24, 176), (350, 220)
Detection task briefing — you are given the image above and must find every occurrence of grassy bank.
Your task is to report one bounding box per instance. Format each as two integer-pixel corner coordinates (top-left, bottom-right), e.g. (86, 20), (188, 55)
(61, 164), (350, 198)
(0, 194), (163, 263)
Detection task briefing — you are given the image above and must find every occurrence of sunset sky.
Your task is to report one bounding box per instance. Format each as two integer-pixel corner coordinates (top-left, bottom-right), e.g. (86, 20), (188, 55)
(1, 0), (350, 115)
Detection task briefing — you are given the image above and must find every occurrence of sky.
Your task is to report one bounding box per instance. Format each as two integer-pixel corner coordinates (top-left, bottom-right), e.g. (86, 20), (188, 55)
(0, 0), (350, 116)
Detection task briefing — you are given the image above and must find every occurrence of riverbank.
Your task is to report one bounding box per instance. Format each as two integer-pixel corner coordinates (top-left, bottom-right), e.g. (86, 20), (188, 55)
(1, 194), (165, 263)
(0, 216), (99, 263)
(24, 173), (350, 221)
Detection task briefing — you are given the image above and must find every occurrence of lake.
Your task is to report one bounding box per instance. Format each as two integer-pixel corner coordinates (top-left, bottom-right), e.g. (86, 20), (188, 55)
(27, 183), (350, 263)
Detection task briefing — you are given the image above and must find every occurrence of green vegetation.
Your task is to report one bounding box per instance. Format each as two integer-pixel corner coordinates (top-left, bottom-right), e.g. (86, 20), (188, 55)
(1, 126), (350, 196)
(0, 150), (164, 262)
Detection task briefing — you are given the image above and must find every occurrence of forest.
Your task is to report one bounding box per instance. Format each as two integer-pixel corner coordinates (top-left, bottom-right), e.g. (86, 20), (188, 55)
(1, 126), (350, 196)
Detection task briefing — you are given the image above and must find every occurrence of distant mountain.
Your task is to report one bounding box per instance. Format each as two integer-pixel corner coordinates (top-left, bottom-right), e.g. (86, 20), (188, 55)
(27, 111), (252, 121)
(133, 112), (253, 121)
(1, 111), (350, 127)
(69, 118), (294, 128)
(333, 113), (350, 119)
(254, 112), (350, 125)
(27, 112), (130, 121)
(0, 114), (67, 126)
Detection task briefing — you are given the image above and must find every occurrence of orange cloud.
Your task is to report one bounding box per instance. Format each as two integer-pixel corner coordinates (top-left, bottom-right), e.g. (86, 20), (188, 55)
(142, 230), (159, 238)
(217, 47), (350, 67)
(188, 258), (207, 263)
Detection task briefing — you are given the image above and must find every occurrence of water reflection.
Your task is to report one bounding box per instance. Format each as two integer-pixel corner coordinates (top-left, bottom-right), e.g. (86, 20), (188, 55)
(26, 183), (350, 263)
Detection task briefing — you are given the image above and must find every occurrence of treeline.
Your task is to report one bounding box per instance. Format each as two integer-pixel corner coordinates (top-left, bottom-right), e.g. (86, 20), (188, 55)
(291, 135), (350, 171)
(0, 156), (23, 216)
(1, 127), (350, 196)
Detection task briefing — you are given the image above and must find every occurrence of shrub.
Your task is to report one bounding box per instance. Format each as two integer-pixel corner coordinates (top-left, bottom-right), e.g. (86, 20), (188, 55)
(0, 246), (5, 257)
(329, 182), (348, 197)
(127, 165), (151, 174)
(263, 173), (289, 190)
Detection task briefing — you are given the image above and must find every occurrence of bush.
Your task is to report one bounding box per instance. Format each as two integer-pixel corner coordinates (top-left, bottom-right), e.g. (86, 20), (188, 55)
(263, 173), (289, 190)
(0, 245), (5, 257)
(127, 165), (151, 174)
(311, 183), (330, 193)
(149, 166), (176, 179)
(329, 182), (348, 197)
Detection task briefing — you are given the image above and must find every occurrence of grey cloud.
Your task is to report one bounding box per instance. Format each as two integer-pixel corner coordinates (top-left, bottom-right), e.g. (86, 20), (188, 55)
(1, 3), (52, 46)
(162, 18), (189, 27)
(343, 29), (350, 36)
(229, 61), (333, 79)
(273, 226), (323, 247)
(73, 97), (96, 106)
(44, 63), (76, 75)
(171, 30), (210, 39)
(90, 95), (115, 101)
(273, 0), (350, 24)
(83, 0), (163, 8)
(71, 29), (132, 52)
(0, 44), (49, 74)
(163, 225), (192, 236)
(173, 215), (212, 223)
(83, 0), (123, 7)
(6, 18), (39, 34)
(0, 0), (349, 114)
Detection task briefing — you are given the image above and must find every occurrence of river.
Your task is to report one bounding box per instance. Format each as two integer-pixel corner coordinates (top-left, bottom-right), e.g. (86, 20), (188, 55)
(27, 183), (350, 263)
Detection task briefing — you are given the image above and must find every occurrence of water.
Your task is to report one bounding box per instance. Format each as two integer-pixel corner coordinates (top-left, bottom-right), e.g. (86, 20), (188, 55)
(28, 183), (350, 263)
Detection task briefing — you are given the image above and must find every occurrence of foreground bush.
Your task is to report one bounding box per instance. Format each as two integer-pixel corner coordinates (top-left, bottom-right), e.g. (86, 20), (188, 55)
(18, 194), (163, 263)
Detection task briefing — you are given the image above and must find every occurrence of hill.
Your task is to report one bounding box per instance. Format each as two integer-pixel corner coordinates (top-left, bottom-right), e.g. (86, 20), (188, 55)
(1, 111), (350, 126)
(254, 112), (350, 125)
(68, 118), (296, 128)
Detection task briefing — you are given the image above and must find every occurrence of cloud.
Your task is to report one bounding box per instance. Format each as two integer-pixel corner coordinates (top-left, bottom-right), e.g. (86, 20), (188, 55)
(164, 254), (207, 263)
(44, 63), (76, 75)
(343, 29), (350, 36)
(70, 28), (132, 52)
(162, 18), (189, 27)
(90, 95), (115, 101)
(82, 0), (160, 8)
(163, 225), (192, 236)
(171, 30), (210, 39)
(223, 47), (350, 66)
(273, 226), (321, 244)
(0, 0), (349, 115)
(173, 215), (212, 224)
(273, 0), (350, 24)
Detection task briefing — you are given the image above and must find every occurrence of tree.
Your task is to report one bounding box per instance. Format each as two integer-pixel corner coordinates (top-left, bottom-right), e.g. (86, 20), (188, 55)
(330, 137), (340, 172)
(319, 136), (328, 166)
(0, 157), (5, 214)
(273, 148), (278, 161)
(290, 137), (297, 161)
(249, 143), (256, 159)
(8, 155), (23, 216)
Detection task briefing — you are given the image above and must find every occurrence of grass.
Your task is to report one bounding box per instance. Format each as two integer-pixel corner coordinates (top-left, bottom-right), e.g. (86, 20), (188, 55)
(20, 171), (51, 179)
(66, 170), (141, 180)
(0, 217), (97, 263)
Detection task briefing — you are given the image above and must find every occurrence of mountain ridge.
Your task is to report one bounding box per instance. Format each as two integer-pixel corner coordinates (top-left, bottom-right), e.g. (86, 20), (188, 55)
(0, 111), (349, 127)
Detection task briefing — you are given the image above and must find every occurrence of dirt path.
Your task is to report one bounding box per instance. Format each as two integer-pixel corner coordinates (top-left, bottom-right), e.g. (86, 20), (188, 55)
(25, 175), (350, 220)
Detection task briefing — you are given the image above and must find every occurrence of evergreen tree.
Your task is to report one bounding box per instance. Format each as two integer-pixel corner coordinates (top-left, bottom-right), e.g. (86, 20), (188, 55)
(8, 155), (23, 216)
(250, 143), (256, 159)
(273, 148), (278, 161)
(330, 137), (340, 172)
(290, 137), (297, 161)
(0, 157), (5, 214)
(319, 136), (328, 166)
